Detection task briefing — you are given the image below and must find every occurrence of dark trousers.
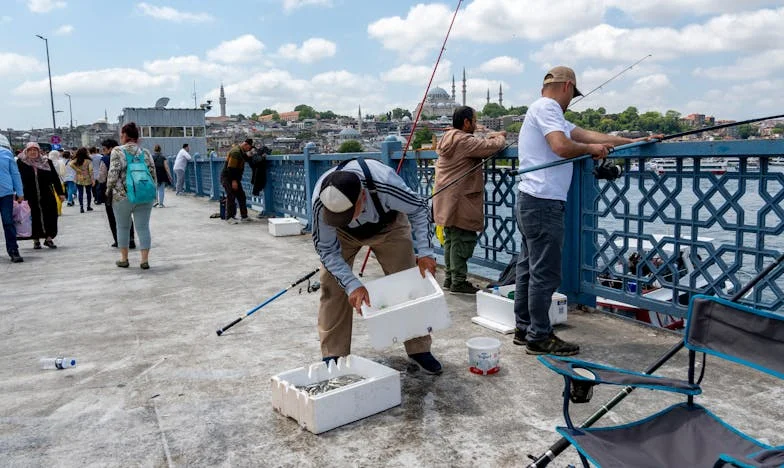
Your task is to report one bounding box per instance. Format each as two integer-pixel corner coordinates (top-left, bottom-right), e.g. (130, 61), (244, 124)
(513, 191), (565, 341)
(76, 184), (92, 208)
(443, 226), (478, 284)
(105, 201), (135, 244)
(94, 182), (106, 204)
(223, 181), (247, 219)
(0, 195), (18, 256)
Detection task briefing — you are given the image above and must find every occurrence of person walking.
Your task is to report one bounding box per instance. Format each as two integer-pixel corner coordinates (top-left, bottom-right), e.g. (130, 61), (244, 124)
(61, 150), (76, 206)
(106, 122), (156, 269)
(101, 139), (136, 248)
(152, 144), (172, 207)
(312, 158), (442, 374)
(90, 146), (104, 205)
(47, 150), (66, 215)
(0, 146), (24, 263)
(173, 143), (192, 195)
(434, 106), (506, 294)
(513, 66), (660, 356)
(69, 147), (94, 213)
(16, 142), (65, 249)
(221, 139), (253, 223)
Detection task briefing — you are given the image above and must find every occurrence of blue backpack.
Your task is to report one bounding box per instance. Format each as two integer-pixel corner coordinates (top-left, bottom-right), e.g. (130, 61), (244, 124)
(123, 149), (156, 204)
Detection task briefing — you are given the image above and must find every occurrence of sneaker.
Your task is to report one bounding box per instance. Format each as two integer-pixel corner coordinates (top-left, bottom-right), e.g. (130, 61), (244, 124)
(449, 281), (479, 295)
(116, 259), (130, 268)
(10, 252), (24, 263)
(86, 206), (94, 211)
(525, 334), (580, 356)
(227, 218), (239, 225)
(43, 239), (57, 249)
(153, 203), (159, 208)
(408, 352), (443, 375)
(33, 241), (42, 250)
(80, 207), (84, 213)
(158, 204), (166, 208)
(442, 277), (452, 290)
(111, 242), (118, 248)
(240, 217), (252, 223)
(513, 329), (527, 346)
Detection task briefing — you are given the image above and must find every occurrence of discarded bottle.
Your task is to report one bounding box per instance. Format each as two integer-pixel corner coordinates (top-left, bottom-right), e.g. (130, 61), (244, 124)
(492, 286), (500, 296)
(40, 357), (77, 370)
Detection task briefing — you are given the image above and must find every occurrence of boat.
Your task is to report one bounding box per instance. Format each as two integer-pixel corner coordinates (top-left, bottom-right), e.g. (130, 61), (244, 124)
(651, 158), (728, 175)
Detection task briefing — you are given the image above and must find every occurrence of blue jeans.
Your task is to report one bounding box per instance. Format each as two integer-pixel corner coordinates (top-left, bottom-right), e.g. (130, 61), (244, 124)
(157, 183), (166, 205)
(65, 181), (77, 204)
(114, 199), (153, 249)
(0, 195), (19, 255)
(513, 191), (565, 341)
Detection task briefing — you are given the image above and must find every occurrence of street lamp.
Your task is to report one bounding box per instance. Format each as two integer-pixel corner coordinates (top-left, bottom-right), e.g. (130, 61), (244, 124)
(35, 34), (56, 132)
(64, 93), (73, 131)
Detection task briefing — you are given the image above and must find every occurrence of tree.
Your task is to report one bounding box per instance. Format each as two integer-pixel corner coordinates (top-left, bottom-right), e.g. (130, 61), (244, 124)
(337, 140), (363, 153)
(250, 113), (259, 121)
(294, 104), (317, 120)
(482, 103), (507, 118)
(505, 122), (522, 133)
(271, 112), (280, 122)
(297, 130), (316, 140)
(320, 110), (337, 120)
(412, 127), (434, 149)
(738, 124), (759, 140)
(236, 113), (246, 121)
(392, 107), (412, 120)
(261, 108), (277, 116)
(506, 105), (528, 116)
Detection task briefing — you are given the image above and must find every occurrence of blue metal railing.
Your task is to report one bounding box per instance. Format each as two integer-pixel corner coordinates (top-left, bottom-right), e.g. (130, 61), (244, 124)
(175, 138), (784, 317)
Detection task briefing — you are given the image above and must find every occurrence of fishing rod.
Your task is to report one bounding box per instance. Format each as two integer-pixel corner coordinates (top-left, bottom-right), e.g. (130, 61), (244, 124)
(569, 54), (652, 109)
(358, 0), (463, 277)
(526, 250), (784, 467)
(216, 268), (319, 336)
(506, 113), (784, 177)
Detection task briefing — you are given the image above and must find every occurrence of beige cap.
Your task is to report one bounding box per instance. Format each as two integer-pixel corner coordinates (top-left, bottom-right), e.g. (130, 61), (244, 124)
(543, 66), (582, 98)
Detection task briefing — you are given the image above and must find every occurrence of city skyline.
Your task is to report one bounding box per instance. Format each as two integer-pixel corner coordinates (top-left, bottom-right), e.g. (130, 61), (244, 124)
(1, 1), (784, 130)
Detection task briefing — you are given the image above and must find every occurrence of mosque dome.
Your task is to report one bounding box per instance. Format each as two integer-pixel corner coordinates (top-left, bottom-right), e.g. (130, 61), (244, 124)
(427, 87), (451, 100)
(338, 128), (361, 138)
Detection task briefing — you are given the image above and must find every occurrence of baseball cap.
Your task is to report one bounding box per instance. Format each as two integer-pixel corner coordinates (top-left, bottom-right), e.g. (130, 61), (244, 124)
(543, 66), (582, 98)
(319, 170), (362, 227)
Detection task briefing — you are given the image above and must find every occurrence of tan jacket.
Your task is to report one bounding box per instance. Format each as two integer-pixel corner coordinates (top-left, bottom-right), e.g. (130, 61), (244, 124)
(432, 129), (506, 231)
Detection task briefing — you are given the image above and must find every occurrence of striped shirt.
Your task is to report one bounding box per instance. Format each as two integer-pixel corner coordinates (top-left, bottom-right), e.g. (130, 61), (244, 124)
(312, 159), (434, 295)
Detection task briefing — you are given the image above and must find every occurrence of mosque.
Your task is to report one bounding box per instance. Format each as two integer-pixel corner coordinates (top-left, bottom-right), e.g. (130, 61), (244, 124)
(414, 68), (504, 118)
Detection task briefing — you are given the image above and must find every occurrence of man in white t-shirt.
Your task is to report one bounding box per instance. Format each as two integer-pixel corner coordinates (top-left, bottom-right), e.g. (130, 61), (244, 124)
(513, 66), (658, 356)
(173, 144), (192, 195)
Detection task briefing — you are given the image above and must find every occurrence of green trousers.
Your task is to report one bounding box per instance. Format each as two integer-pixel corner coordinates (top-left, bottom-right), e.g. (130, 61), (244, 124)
(443, 226), (478, 284)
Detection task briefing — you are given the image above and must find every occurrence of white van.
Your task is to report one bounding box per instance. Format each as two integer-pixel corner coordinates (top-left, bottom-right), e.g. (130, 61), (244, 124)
(0, 134), (10, 151)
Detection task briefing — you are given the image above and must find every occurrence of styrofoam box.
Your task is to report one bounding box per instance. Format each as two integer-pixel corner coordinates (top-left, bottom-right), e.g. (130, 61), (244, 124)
(268, 217), (302, 237)
(270, 355), (401, 434)
(361, 267), (452, 349)
(473, 285), (567, 334)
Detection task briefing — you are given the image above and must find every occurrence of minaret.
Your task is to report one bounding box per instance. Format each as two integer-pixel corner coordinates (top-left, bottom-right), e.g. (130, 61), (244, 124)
(104, 109), (108, 122)
(358, 105), (362, 132)
(451, 75), (456, 101)
(462, 68), (467, 106)
(486, 88), (490, 105)
(499, 83), (503, 108)
(219, 83), (227, 117)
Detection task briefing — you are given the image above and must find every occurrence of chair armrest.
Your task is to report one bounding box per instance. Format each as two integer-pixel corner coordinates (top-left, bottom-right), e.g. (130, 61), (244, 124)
(538, 356), (701, 395)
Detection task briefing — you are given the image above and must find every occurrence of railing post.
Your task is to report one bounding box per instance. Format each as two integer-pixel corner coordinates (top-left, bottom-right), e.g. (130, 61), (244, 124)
(194, 154), (204, 196)
(209, 151), (221, 200)
(303, 142), (320, 230)
(563, 159), (597, 306)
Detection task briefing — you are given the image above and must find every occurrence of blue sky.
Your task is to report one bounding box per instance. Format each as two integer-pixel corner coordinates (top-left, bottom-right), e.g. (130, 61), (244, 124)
(2, 0), (784, 130)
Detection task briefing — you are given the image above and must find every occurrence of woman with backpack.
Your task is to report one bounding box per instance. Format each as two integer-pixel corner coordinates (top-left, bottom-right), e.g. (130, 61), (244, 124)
(152, 144), (172, 207)
(69, 147), (94, 213)
(106, 122), (157, 269)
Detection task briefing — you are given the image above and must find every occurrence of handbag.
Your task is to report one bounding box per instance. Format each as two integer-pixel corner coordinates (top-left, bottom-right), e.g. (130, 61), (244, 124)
(13, 200), (32, 238)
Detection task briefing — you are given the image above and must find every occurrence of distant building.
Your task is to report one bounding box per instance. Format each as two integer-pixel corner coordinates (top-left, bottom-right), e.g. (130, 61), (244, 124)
(219, 83), (227, 117)
(278, 111), (300, 122)
(415, 86), (459, 118)
(121, 107), (207, 156)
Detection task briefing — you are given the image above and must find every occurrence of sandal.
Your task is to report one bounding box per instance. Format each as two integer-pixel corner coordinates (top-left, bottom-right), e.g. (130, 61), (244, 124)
(140, 262), (150, 270)
(33, 241), (42, 250)
(43, 239), (57, 249)
(116, 260), (130, 268)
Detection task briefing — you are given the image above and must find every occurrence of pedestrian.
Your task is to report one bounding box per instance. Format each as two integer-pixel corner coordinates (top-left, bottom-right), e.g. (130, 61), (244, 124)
(16, 142), (65, 249)
(173, 143), (192, 195)
(100, 139), (136, 248)
(62, 150), (76, 206)
(106, 122), (156, 269)
(47, 150), (66, 215)
(69, 147), (94, 213)
(0, 146), (25, 263)
(513, 66), (660, 356)
(152, 144), (172, 207)
(312, 158), (442, 374)
(434, 106), (506, 294)
(90, 146), (104, 205)
(221, 139), (253, 223)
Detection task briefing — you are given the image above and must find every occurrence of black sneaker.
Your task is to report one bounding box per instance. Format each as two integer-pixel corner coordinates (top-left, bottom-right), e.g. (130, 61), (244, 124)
(450, 281), (479, 295)
(408, 352), (443, 375)
(10, 252), (24, 263)
(443, 277), (452, 290)
(86, 206), (94, 211)
(513, 328), (527, 346)
(525, 334), (580, 356)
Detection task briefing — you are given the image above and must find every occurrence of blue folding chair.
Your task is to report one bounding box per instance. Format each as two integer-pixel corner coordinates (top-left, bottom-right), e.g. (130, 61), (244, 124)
(539, 295), (784, 468)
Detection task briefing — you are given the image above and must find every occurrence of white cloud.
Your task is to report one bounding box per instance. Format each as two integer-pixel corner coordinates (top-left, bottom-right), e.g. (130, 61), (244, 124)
(207, 35), (265, 64)
(0, 53), (45, 76)
(27, 0), (66, 13)
(608, 0), (774, 22)
(13, 69), (179, 96)
(136, 3), (213, 23)
(533, 7), (784, 63)
(380, 60), (452, 85)
(143, 55), (236, 77)
(282, 0), (332, 13)
(685, 79), (784, 119)
(694, 49), (784, 80)
(368, 0), (604, 61)
(54, 24), (73, 35)
(633, 74), (672, 93)
(277, 38), (336, 63)
(478, 56), (524, 74)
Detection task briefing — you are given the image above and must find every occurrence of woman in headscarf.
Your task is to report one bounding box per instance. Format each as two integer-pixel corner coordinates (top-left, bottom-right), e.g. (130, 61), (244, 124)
(17, 142), (65, 249)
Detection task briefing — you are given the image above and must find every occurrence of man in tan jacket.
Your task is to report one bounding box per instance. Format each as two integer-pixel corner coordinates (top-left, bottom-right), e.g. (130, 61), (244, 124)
(434, 106), (506, 294)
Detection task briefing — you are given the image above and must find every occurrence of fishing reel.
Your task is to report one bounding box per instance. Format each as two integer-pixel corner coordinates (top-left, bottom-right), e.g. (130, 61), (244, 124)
(299, 279), (320, 294)
(593, 160), (623, 181)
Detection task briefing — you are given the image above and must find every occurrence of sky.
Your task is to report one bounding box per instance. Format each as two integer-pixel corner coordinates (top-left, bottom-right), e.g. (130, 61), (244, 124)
(2, 0), (784, 130)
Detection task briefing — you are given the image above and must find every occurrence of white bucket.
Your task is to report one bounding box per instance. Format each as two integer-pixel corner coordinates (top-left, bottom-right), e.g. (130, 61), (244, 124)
(466, 337), (501, 375)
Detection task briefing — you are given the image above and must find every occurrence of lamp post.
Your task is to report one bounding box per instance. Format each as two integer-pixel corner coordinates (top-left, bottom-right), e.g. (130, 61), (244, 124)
(64, 93), (73, 131)
(35, 34), (57, 132)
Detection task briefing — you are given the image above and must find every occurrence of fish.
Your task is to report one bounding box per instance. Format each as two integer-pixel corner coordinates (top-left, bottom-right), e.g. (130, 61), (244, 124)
(296, 374), (365, 396)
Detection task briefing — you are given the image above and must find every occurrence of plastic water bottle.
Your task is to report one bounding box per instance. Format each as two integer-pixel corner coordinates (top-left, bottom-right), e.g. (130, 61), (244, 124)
(40, 357), (77, 370)
(492, 285), (500, 296)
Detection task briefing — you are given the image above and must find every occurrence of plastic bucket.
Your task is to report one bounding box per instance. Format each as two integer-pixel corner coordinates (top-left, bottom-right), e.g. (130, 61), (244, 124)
(466, 337), (501, 375)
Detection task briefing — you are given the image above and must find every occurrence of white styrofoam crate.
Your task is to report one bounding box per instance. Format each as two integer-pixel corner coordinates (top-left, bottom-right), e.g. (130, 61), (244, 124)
(270, 355), (401, 434)
(473, 285), (567, 334)
(268, 217), (303, 237)
(361, 267), (451, 349)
